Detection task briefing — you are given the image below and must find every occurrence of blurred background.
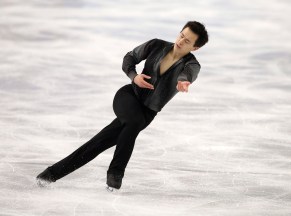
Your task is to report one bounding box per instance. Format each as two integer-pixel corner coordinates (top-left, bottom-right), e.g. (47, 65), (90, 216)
(1, 0), (291, 215)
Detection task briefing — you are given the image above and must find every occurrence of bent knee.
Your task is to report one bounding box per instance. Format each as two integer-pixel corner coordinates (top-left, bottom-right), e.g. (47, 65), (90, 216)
(124, 117), (146, 130)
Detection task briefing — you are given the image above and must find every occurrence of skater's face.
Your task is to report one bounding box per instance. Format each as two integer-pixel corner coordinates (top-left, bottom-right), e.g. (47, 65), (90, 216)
(174, 27), (199, 54)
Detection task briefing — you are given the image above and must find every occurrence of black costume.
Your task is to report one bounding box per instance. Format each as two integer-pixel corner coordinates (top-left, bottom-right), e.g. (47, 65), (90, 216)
(37, 38), (201, 189)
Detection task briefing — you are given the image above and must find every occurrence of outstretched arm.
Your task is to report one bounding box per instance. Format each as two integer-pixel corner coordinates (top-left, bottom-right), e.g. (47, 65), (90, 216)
(176, 81), (191, 92)
(176, 62), (200, 93)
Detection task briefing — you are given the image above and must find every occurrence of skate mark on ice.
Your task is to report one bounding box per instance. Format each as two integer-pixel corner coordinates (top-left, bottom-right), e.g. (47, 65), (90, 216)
(6, 162), (15, 172)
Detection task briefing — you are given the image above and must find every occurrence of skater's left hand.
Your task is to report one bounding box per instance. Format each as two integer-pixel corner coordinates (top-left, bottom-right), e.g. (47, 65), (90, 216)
(176, 81), (191, 92)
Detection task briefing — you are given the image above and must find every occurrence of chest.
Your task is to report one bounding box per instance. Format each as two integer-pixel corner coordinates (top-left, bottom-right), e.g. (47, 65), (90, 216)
(159, 54), (179, 76)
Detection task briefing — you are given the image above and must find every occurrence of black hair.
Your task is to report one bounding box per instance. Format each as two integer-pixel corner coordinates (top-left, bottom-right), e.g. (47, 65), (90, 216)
(182, 21), (209, 47)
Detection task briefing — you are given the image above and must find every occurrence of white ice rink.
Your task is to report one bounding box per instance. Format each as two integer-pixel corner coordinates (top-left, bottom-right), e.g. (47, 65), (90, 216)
(1, 0), (291, 215)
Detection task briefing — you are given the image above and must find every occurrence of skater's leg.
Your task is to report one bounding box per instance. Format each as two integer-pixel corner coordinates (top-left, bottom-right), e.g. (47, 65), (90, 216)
(107, 84), (157, 176)
(48, 117), (124, 180)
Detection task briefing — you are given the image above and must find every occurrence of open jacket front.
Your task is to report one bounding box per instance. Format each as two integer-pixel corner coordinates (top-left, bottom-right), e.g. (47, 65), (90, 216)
(122, 38), (201, 112)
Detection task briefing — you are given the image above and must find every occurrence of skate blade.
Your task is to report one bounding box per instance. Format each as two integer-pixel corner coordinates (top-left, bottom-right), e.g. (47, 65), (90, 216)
(36, 179), (51, 188)
(106, 186), (116, 193)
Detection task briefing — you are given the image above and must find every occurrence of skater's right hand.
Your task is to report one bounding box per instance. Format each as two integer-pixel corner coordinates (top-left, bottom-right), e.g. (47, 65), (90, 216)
(133, 74), (154, 90)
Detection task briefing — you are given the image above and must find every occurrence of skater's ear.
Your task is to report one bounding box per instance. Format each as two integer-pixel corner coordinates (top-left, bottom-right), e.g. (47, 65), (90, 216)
(191, 46), (199, 51)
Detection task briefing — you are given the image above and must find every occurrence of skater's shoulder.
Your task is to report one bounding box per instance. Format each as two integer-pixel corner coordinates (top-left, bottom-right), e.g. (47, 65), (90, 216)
(144, 38), (171, 47)
(153, 38), (172, 46)
(187, 53), (200, 65)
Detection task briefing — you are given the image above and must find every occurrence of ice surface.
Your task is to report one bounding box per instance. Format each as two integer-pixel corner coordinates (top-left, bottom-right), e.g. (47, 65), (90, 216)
(1, 0), (291, 215)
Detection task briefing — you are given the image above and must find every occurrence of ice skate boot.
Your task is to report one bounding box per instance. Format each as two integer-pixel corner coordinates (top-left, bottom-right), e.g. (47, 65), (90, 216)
(106, 173), (123, 192)
(36, 167), (56, 187)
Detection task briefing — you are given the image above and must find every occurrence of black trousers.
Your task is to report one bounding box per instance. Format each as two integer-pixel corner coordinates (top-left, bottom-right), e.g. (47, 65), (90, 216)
(48, 84), (157, 180)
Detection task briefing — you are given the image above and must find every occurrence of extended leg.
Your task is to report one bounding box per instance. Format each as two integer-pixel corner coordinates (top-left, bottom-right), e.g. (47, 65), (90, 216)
(40, 118), (124, 181)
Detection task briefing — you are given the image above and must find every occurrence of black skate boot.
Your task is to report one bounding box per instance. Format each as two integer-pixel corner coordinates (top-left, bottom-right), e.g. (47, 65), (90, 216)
(36, 167), (56, 187)
(106, 173), (124, 192)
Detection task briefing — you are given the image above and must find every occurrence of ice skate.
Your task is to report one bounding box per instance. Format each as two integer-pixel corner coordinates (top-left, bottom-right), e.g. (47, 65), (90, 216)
(106, 186), (116, 192)
(36, 167), (56, 187)
(106, 173), (123, 192)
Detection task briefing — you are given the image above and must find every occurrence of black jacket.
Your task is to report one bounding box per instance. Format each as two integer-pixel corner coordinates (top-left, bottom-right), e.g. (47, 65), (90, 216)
(122, 38), (201, 112)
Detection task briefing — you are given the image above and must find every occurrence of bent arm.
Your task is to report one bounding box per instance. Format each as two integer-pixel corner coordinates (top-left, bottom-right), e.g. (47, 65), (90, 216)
(122, 38), (156, 81)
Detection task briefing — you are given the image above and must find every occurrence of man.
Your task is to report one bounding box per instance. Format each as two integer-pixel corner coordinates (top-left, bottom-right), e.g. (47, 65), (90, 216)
(36, 21), (209, 191)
